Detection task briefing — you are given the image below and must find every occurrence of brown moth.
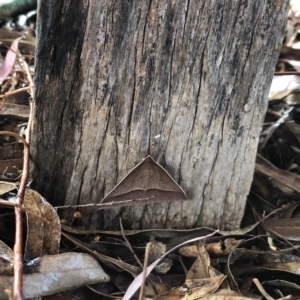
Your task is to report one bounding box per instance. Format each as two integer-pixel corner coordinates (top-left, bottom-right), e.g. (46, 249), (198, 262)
(98, 155), (187, 209)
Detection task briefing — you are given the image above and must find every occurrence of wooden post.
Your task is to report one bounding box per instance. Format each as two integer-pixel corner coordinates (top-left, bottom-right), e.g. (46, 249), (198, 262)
(31, 0), (289, 230)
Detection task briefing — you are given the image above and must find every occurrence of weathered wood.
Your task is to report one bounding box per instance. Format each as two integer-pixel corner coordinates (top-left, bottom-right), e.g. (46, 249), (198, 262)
(0, 101), (30, 119)
(31, 0), (289, 230)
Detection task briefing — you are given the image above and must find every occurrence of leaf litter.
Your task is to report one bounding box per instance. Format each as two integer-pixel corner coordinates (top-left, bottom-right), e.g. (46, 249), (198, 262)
(2, 5), (300, 300)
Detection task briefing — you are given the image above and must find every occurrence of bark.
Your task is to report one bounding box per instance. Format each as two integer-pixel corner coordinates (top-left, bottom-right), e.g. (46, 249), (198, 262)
(31, 0), (289, 230)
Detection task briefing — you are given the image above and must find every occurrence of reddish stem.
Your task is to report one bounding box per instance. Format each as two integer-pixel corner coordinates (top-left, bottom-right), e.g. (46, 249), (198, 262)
(0, 131), (29, 300)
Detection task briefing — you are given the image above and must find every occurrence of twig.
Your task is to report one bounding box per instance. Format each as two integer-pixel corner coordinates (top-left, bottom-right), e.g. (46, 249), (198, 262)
(54, 196), (155, 210)
(0, 199), (61, 233)
(0, 86), (32, 98)
(119, 217), (143, 269)
(277, 296), (292, 300)
(0, 199), (144, 278)
(252, 278), (274, 300)
(55, 203), (101, 209)
(0, 131), (29, 300)
(259, 107), (293, 151)
(18, 56), (34, 143)
(0, 45), (35, 299)
(139, 243), (151, 300)
(0, 96), (6, 110)
(4, 288), (13, 300)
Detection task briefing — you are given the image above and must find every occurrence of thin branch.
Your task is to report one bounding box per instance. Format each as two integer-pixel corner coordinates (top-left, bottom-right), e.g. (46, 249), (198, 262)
(139, 243), (151, 300)
(18, 56), (34, 143)
(252, 278), (274, 300)
(0, 199), (61, 233)
(54, 197), (155, 210)
(0, 131), (29, 300)
(119, 217), (143, 269)
(0, 86), (32, 98)
(259, 107), (294, 151)
(0, 96), (6, 110)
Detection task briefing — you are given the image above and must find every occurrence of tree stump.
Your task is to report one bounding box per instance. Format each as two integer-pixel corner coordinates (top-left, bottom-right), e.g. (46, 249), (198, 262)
(31, 0), (289, 230)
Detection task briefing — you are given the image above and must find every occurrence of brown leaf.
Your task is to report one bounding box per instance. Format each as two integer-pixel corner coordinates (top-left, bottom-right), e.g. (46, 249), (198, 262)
(123, 231), (219, 300)
(206, 238), (243, 258)
(149, 237), (167, 262)
(62, 231), (141, 276)
(0, 181), (17, 196)
(23, 189), (61, 260)
(201, 288), (259, 299)
(157, 246), (226, 300)
(146, 238), (173, 274)
(263, 217), (300, 241)
(255, 161), (300, 193)
(185, 275), (227, 299)
(226, 247), (300, 295)
(180, 239), (243, 258)
(0, 241), (13, 262)
(185, 246), (210, 280)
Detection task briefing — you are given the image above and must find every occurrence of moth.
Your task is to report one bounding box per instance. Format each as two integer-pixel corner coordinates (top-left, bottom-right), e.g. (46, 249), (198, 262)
(98, 155), (187, 209)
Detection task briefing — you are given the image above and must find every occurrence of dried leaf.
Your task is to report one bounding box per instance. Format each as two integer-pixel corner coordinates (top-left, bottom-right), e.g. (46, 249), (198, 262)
(158, 246), (226, 300)
(269, 75), (300, 100)
(0, 252), (110, 299)
(263, 279), (300, 294)
(122, 231), (219, 300)
(184, 275), (226, 300)
(61, 224), (217, 241)
(23, 189), (61, 260)
(180, 239), (243, 258)
(200, 288), (259, 299)
(205, 238), (244, 257)
(0, 181), (17, 196)
(62, 231), (141, 276)
(0, 37), (22, 82)
(186, 245), (211, 280)
(148, 237), (166, 262)
(284, 121), (300, 145)
(263, 217), (300, 241)
(226, 248), (300, 294)
(0, 240), (13, 264)
(255, 161), (300, 193)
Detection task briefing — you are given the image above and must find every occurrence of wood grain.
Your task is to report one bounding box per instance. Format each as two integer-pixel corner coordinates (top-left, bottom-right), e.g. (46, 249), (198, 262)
(31, 0), (289, 230)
